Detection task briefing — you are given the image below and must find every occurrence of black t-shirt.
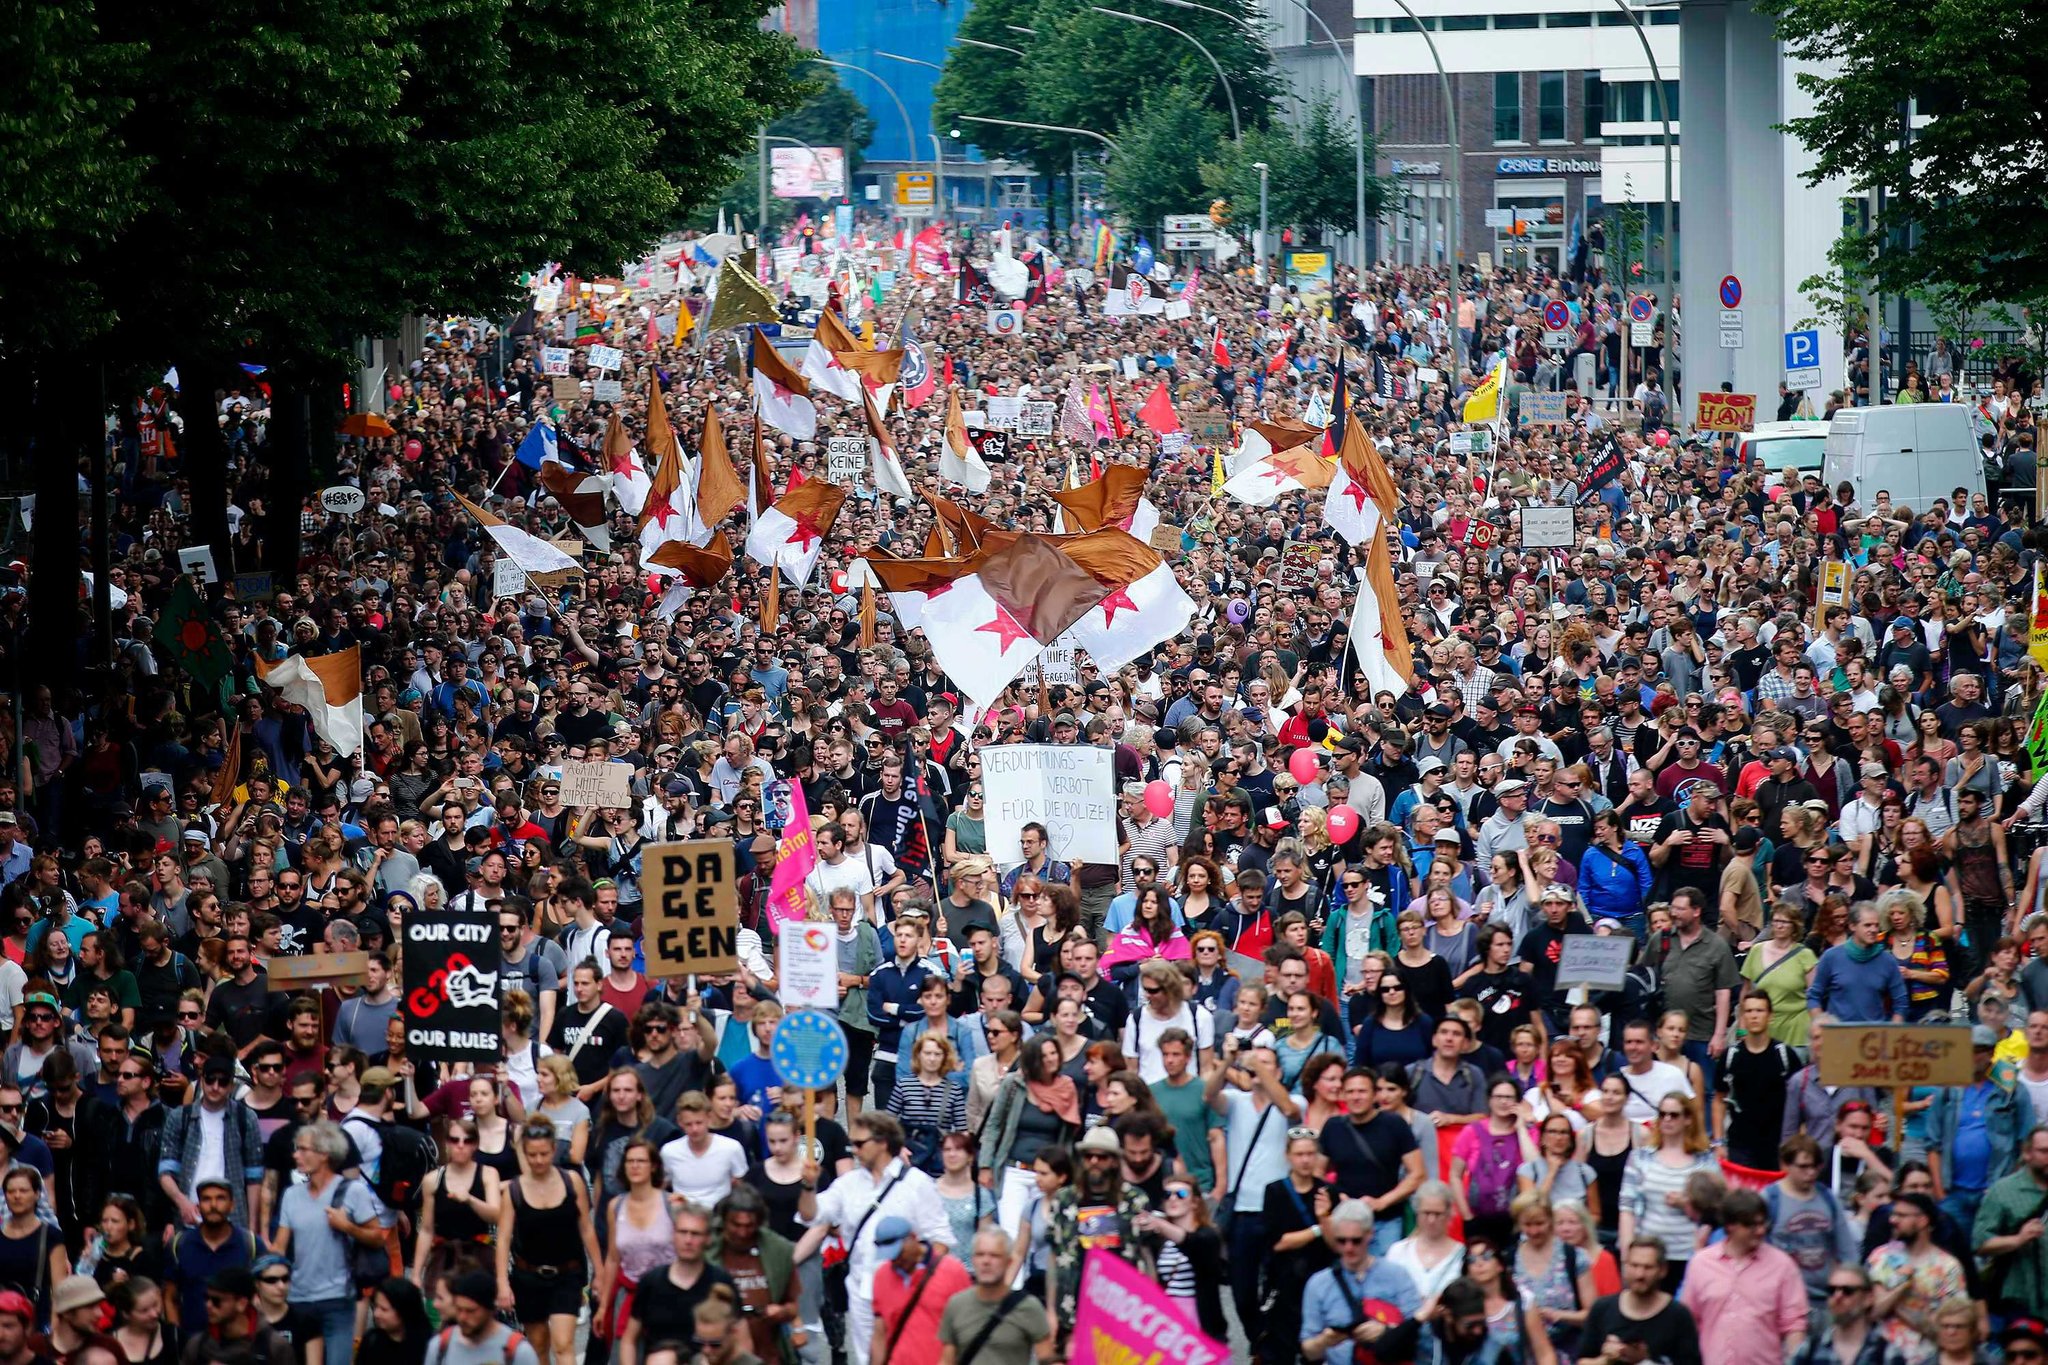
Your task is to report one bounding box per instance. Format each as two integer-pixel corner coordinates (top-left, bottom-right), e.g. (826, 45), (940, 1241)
(1649, 812), (1731, 897)
(207, 972), (275, 1046)
(1578, 1295), (1703, 1365)
(548, 1000), (634, 1087)
(1462, 966), (1536, 1054)
(1719, 1039), (1799, 1170)
(276, 907), (327, 957)
(1518, 919), (1591, 1014)
(1320, 1111), (1419, 1204)
(1261, 1175), (1336, 1287)
(630, 1262), (737, 1350)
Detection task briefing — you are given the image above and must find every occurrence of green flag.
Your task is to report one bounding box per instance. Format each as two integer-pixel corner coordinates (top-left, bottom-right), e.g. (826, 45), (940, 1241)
(2028, 689), (2048, 774)
(153, 576), (233, 687)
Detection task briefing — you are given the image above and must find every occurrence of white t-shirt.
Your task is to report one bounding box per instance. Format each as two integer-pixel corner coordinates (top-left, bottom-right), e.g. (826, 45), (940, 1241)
(808, 856), (879, 909)
(1218, 1089), (1291, 1213)
(195, 1103), (228, 1188)
(1616, 1060), (1694, 1122)
(659, 1133), (750, 1207)
(1123, 1003), (1215, 1083)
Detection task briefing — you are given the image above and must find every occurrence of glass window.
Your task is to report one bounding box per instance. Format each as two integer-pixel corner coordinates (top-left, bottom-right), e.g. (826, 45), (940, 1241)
(1495, 14), (1540, 27)
(1545, 12), (1592, 25)
(1583, 76), (1606, 141)
(1494, 73), (1522, 142)
(1539, 71), (1566, 141)
(1440, 15), (1487, 30)
(1649, 10), (1678, 22)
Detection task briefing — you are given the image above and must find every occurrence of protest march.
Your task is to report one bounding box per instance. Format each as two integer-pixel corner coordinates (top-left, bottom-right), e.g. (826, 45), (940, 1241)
(3, 202), (2048, 1365)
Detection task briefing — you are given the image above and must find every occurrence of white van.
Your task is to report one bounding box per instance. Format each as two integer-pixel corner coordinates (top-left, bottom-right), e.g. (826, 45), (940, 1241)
(1822, 405), (1983, 511)
(1740, 421), (1829, 490)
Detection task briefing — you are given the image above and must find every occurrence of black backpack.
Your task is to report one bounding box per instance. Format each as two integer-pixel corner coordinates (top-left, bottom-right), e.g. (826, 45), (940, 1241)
(352, 1116), (438, 1210)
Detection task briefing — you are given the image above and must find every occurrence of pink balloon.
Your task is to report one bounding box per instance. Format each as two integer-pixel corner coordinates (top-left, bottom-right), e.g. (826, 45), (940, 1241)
(1288, 748), (1321, 785)
(1326, 804), (1360, 843)
(1143, 780), (1175, 820)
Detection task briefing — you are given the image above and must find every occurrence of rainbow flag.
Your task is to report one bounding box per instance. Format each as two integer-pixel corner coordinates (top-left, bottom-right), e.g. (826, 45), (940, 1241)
(572, 314), (603, 346)
(1093, 222), (1115, 272)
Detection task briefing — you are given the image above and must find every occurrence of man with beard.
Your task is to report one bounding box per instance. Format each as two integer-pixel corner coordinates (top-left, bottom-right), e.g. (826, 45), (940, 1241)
(1044, 1127), (1154, 1333)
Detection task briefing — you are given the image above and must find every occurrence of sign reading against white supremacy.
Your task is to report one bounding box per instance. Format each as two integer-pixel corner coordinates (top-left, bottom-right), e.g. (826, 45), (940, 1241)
(981, 744), (1117, 865)
(557, 759), (632, 809)
(401, 913), (502, 1064)
(826, 436), (869, 485)
(641, 840), (739, 978)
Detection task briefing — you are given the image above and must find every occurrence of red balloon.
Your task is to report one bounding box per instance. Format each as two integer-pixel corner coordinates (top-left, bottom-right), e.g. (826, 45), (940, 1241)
(1143, 780), (1175, 820)
(1288, 748), (1321, 785)
(1326, 804), (1360, 843)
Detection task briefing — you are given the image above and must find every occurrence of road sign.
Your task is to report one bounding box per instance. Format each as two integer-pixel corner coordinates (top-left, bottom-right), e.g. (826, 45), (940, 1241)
(1784, 329), (1822, 389)
(1629, 322), (1654, 346)
(1720, 329), (1744, 349)
(894, 171), (934, 207)
(1720, 309), (1743, 328)
(1719, 275), (1743, 309)
(1542, 331), (1571, 349)
(1543, 300), (1571, 331)
(1628, 294), (1655, 323)
(770, 1009), (850, 1091)
(1163, 232), (1216, 252)
(1163, 214), (1211, 234)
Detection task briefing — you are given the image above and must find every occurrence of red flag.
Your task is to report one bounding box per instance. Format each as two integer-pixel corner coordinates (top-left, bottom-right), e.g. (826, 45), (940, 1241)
(1109, 393), (1129, 441)
(1138, 381), (1180, 436)
(1266, 333), (1292, 376)
(942, 353), (955, 390)
(1212, 323), (1231, 368)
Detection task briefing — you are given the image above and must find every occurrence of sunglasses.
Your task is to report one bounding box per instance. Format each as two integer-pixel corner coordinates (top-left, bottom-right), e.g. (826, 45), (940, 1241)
(258, 1274), (291, 1286)
(179, 1010), (204, 1020)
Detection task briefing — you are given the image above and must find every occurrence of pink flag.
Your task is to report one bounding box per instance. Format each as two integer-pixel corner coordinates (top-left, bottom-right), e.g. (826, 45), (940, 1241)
(1182, 266), (1201, 304)
(764, 783), (821, 935)
(1086, 383), (1113, 442)
(1069, 1249), (1228, 1365)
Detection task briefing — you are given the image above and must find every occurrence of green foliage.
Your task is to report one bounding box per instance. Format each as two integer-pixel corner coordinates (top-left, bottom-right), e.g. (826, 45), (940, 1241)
(1201, 94), (1380, 244)
(1793, 233), (1875, 335)
(933, 0), (1043, 165)
(1764, 0), (2048, 305)
(1105, 87), (1226, 233)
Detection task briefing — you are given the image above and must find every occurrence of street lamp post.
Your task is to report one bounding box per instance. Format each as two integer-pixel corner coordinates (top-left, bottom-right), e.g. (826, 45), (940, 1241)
(812, 58), (929, 224)
(955, 115), (1119, 155)
(1087, 6), (1241, 141)
(1604, 0), (1678, 416)
(1253, 159), (1270, 286)
(875, 51), (952, 218)
(959, 37), (1027, 58)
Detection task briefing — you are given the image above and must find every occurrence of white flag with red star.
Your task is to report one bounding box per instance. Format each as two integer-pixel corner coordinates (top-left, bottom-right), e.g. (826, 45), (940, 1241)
(1067, 563), (1195, 672)
(802, 310), (865, 404)
(751, 332), (817, 440)
(1222, 444), (1335, 507)
(1323, 452), (1382, 546)
(1348, 564), (1409, 700)
(743, 479), (847, 587)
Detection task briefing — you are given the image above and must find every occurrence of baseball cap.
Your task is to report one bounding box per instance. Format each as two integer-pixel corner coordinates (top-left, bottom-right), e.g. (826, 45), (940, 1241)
(1262, 807), (1290, 831)
(870, 1215), (915, 1259)
(1539, 884), (1575, 903)
(1768, 747), (1799, 764)
(1859, 761), (1888, 779)
(1432, 827), (1462, 845)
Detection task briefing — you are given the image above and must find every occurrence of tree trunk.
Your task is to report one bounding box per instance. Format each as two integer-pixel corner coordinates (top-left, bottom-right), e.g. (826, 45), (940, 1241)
(27, 355), (91, 695)
(176, 359), (233, 595)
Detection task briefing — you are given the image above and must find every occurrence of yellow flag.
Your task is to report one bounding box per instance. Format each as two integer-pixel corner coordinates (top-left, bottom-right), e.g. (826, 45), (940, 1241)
(1211, 446), (1225, 495)
(1462, 358), (1508, 424)
(706, 256), (780, 333)
(2030, 564), (2048, 673)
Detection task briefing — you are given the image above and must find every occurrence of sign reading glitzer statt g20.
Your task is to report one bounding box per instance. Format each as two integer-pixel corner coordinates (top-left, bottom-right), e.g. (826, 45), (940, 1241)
(402, 912), (502, 1064)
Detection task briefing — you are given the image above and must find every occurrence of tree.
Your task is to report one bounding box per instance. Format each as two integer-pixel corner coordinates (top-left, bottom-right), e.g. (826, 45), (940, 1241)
(1106, 87), (1226, 234)
(1201, 95), (1381, 247)
(1765, 0), (2048, 305)
(716, 64), (877, 229)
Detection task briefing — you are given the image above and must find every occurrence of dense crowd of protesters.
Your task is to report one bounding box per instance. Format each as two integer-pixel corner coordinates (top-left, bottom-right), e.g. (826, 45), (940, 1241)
(0, 213), (2045, 1365)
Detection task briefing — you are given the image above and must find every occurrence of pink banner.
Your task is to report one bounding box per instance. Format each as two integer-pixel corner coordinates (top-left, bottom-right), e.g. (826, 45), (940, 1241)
(1069, 1248), (1227, 1365)
(764, 782), (819, 935)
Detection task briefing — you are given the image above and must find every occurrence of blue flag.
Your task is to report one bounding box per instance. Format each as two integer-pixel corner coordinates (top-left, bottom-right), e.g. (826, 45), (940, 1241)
(514, 422), (557, 469)
(1133, 238), (1155, 276)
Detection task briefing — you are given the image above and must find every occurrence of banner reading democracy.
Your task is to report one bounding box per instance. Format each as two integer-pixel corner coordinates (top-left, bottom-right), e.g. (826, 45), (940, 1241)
(1069, 1250), (1228, 1365)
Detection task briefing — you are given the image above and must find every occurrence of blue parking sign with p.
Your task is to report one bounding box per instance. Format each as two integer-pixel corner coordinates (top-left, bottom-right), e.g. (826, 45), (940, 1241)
(1784, 330), (1820, 370)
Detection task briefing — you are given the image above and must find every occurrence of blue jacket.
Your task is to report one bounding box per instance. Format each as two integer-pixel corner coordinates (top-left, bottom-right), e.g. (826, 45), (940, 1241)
(1578, 841), (1652, 921)
(1806, 944), (1909, 1022)
(1926, 1077), (2034, 1191)
(866, 958), (934, 1054)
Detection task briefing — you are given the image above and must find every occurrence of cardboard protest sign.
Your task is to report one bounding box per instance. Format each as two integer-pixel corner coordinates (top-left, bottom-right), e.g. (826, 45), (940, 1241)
(1819, 1024), (1973, 1088)
(640, 840), (739, 978)
(400, 912), (502, 1064)
(266, 952), (368, 992)
(826, 437), (869, 486)
(557, 759), (632, 809)
(1695, 393), (1757, 431)
(1555, 935), (1633, 991)
(980, 744), (1117, 865)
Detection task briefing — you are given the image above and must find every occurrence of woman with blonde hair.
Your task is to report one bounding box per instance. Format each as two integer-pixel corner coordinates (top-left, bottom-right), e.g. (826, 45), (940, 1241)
(1881, 887), (1951, 1021)
(498, 988), (551, 1111)
(1121, 959), (1209, 1081)
(532, 1054), (589, 1170)
(1618, 1089), (1717, 1289)
(887, 1032), (967, 1173)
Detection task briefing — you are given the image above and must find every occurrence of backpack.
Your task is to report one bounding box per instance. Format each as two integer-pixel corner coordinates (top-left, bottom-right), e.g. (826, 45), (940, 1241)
(429, 1326), (526, 1365)
(1466, 1126), (1520, 1220)
(360, 1119), (438, 1212)
(325, 1178), (398, 1289)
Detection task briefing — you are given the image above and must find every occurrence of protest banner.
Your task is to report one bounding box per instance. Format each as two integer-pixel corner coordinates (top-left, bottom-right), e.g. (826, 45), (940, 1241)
(1695, 392), (1757, 432)
(177, 545), (219, 585)
(985, 396), (1024, 430)
(1555, 935), (1633, 991)
(1185, 409), (1232, 444)
(981, 744), (1117, 865)
(400, 912), (502, 1064)
(1017, 401), (1057, 437)
(777, 920), (839, 1010)
(231, 572), (274, 601)
(586, 344), (623, 373)
(557, 759), (632, 809)
(492, 559), (527, 602)
(551, 376), (581, 404)
(266, 952), (368, 992)
(826, 436), (869, 486)
(1037, 643), (1078, 685)
(592, 378), (625, 403)
(1576, 442), (1626, 500)
(1520, 392), (1570, 425)
(1275, 540), (1321, 592)
(540, 347), (573, 376)
(1070, 1250), (1229, 1365)
(1819, 1024), (1974, 1088)
(764, 782), (819, 934)
(640, 840), (739, 977)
